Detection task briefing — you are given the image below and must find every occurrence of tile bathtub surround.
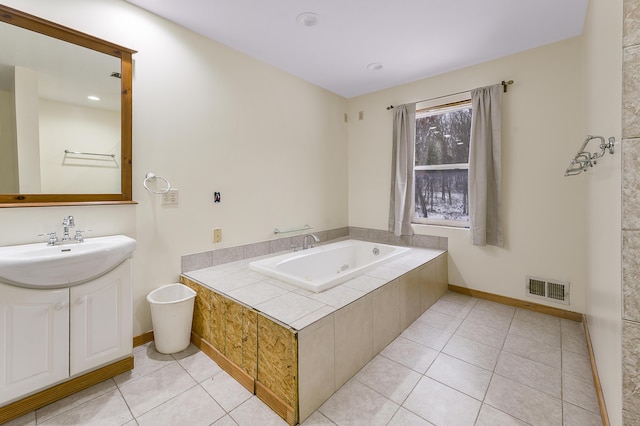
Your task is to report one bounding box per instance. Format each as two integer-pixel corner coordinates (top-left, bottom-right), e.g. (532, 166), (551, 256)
(183, 247), (447, 424)
(6, 293), (599, 426)
(181, 226), (447, 273)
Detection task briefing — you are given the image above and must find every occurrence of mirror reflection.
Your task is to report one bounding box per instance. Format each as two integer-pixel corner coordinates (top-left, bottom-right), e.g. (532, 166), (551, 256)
(0, 20), (122, 194)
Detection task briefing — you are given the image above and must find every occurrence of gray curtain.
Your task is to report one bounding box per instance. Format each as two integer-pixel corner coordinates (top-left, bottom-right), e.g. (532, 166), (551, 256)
(469, 84), (503, 247)
(388, 103), (416, 237)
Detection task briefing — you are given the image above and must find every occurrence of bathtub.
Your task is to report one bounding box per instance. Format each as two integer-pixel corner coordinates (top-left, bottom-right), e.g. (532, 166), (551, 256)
(248, 239), (410, 292)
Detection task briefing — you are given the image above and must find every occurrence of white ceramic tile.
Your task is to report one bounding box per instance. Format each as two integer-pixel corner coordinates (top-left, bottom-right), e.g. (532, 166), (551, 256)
(475, 404), (528, 426)
(118, 362), (197, 417)
(561, 323), (589, 355)
(36, 379), (117, 423)
(562, 349), (594, 382)
(380, 336), (439, 373)
(473, 299), (516, 318)
(442, 335), (501, 371)
(416, 309), (463, 334)
(563, 401), (603, 426)
(201, 370), (253, 412)
(426, 353), (492, 400)
(300, 411), (335, 425)
(291, 306), (336, 330)
(455, 319), (508, 349)
(403, 376), (481, 426)
(561, 318), (584, 334)
(298, 315), (336, 421)
(38, 390), (132, 426)
(365, 265), (403, 281)
(136, 386), (225, 426)
(428, 298), (472, 319)
(438, 291), (477, 308)
(485, 375), (562, 425)
(114, 343), (174, 386)
(354, 355), (422, 404)
(508, 317), (561, 347)
(211, 415), (240, 426)
(307, 284), (365, 309)
(563, 372), (600, 414)
(230, 396), (289, 426)
(513, 309), (561, 334)
(227, 281), (288, 306)
(387, 407), (434, 425)
(372, 280), (401, 353)
(319, 379), (399, 425)
(3, 411), (36, 426)
(342, 275), (388, 293)
(175, 349), (224, 383)
(495, 352), (561, 398)
(334, 294), (374, 388)
(255, 292), (327, 324)
(400, 272), (422, 328)
(501, 333), (561, 369)
(400, 321), (453, 351)
(465, 306), (513, 332)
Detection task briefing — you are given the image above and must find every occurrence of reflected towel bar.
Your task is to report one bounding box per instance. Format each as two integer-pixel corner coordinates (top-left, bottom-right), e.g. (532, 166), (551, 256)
(64, 149), (115, 158)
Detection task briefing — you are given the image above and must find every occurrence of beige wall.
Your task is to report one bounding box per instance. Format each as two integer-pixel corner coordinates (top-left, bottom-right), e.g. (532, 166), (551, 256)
(348, 37), (588, 312)
(583, 0), (623, 424)
(0, 0), (349, 335)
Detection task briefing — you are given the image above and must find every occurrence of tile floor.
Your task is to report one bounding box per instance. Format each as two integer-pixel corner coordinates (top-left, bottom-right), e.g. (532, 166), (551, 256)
(4, 292), (602, 426)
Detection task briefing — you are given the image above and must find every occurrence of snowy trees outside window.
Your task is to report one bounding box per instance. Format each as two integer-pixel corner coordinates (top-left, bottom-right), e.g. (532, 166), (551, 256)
(413, 101), (471, 227)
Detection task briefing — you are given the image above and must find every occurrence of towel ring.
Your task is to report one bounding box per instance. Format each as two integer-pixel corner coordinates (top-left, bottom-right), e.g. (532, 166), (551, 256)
(143, 172), (171, 194)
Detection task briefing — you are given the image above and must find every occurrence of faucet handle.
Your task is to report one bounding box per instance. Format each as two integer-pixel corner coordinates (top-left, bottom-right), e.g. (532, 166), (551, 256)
(38, 231), (58, 246)
(74, 229), (92, 243)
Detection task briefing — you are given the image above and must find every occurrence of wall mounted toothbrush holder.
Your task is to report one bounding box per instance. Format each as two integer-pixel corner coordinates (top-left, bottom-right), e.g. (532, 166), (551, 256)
(143, 172), (171, 194)
(565, 135), (615, 177)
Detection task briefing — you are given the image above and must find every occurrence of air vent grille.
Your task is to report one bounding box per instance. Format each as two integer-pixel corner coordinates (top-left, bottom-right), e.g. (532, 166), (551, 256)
(526, 276), (569, 305)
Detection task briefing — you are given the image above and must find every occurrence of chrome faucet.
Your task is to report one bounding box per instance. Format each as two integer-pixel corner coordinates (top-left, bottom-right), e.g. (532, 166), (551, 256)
(62, 216), (75, 242)
(302, 233), (320, 250)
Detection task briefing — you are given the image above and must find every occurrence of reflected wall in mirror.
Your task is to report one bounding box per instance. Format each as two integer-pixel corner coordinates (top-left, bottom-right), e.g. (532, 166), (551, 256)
(0, 5), (135, 206)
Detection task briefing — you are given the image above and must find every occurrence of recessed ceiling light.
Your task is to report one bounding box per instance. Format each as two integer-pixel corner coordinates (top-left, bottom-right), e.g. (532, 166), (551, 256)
(87, 95), (100, 101)
(296, 12), (318, 27)
(366, 62), (383, 71)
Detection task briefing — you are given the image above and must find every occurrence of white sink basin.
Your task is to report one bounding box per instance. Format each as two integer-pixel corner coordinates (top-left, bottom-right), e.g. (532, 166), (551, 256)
(0, 235), (136, 288)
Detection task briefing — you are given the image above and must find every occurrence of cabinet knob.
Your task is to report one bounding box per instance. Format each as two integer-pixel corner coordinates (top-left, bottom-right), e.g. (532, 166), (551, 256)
(75, 297), (87, 305)
(54, 301), (68, 310)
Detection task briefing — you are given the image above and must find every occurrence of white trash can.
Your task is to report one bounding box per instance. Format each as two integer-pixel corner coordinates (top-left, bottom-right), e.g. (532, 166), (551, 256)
(147, 283), (197, 354)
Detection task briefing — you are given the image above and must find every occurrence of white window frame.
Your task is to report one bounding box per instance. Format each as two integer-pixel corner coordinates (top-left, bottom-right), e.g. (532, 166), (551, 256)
(412, 97), (471, 228)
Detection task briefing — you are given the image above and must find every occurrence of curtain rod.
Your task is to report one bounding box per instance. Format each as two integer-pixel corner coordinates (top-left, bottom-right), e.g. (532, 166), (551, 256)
(386, 79), (514, 110)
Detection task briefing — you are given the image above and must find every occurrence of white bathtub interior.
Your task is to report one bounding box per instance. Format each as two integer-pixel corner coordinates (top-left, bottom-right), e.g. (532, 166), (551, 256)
(248, 239), (411, 292)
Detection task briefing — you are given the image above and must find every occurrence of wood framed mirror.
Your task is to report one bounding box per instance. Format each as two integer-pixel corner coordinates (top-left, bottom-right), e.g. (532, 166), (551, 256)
(0, 5), (135, 206)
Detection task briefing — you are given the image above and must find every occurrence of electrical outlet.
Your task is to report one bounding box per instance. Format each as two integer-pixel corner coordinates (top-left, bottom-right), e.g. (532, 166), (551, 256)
(212, 228), (222, 243)
(162, 188), (179, 205)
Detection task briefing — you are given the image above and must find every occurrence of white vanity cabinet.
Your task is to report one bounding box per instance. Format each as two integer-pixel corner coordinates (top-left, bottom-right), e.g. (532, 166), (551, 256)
(0, 259), (133, 405)
(0, 286), (69, 404)
(70, 259), (133, 376)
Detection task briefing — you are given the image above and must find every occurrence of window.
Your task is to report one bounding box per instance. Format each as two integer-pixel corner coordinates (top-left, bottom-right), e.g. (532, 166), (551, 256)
(413, 100), (472, 227)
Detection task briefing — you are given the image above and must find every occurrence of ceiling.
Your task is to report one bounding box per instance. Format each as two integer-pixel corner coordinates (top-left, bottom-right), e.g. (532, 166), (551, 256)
(125, 0), (589, 98)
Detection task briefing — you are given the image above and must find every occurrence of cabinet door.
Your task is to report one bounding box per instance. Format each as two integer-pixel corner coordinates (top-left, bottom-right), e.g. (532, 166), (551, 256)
(0, 284), (69, 404)
(69, 260), (132, 376)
